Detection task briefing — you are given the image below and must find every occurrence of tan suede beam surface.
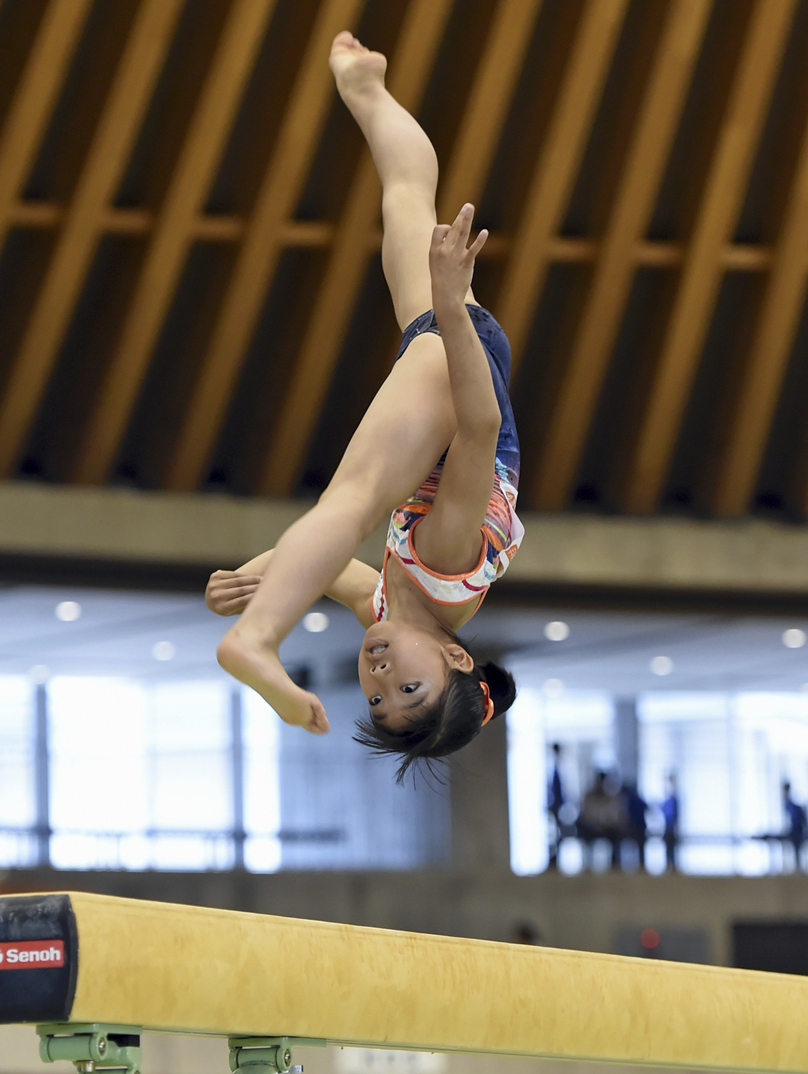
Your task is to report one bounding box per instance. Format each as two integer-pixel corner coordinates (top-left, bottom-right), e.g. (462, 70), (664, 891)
(15, 892), (808, 1071)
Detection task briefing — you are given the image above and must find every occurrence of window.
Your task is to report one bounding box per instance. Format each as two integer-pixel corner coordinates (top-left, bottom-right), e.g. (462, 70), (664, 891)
(0, 673), (447, 872)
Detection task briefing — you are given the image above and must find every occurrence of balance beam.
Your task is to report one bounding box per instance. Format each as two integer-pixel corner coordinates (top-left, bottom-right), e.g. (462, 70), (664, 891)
(2, 891), (808, 1073)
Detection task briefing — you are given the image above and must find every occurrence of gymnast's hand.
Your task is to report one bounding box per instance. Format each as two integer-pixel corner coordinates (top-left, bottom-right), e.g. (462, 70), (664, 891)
(429, 202), (488, 310)
(206, 569), (262, 616)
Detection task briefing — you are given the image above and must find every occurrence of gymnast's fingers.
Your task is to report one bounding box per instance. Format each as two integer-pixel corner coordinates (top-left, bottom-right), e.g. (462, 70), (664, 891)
(224, 583), (259, 604)
(467, 227), (488, 259)
(306, 696), (331, 735)
(452, 202), (474, 244)
(213, 573), (261, 591)
(431, 223), (451, 247)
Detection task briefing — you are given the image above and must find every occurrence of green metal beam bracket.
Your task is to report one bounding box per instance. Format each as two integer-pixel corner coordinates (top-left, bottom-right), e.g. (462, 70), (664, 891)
(37, 1024), (142, 1074)
(229, 1036), (326, 1074)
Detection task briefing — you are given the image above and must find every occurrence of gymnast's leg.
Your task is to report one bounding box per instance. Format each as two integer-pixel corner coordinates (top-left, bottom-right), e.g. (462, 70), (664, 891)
(216, 33), (461, 729)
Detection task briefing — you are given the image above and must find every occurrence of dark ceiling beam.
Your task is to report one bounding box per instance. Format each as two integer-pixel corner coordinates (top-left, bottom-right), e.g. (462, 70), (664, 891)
(257, 0), (456, 497)
(0, 0), (185, 478)
(72, 0), (279, 485)
(621, 0), (799, 514)
(495, 0), (630, 380)
(530, 0), (713, 512)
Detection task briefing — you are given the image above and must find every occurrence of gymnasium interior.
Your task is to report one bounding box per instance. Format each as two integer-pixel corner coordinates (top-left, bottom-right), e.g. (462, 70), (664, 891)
(3, 1), (808, 1073)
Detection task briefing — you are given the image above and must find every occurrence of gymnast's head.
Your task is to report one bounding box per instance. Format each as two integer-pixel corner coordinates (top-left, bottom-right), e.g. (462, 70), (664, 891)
(353, 621), (516, 782)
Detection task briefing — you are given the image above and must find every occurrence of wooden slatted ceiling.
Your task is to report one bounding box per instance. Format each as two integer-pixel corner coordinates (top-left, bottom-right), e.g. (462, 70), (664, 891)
(0, 0), (94, 243)
(497, 0), (629, 373)
(165, 0), (365, 492)
(622, 0), (798, 513)
(2, 0), (808, 523)
(72, 0), (279, 484)
(435, 0), (544, 223)
(0, 0), (185, 478)
(531, 0), (713, 511)
(713, 92), (808, 516)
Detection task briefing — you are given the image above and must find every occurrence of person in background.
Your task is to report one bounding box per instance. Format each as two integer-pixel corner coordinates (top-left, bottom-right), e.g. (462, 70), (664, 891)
(661, 772), (679, 873)
(782, 781), (806, 872)
(622, 781), (649, 870)
(511, 922), (542, 945)
(547, 742), (564, 869)
(576, 770), (624, 869)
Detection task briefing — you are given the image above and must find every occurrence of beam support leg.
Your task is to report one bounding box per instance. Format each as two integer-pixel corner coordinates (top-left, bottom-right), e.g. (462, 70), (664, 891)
(229, 1036), (326, 1074)
(37, 1024), (142, 1074)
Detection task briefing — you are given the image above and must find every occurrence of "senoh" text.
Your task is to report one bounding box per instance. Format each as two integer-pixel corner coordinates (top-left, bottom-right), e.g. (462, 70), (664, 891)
(0, 939), (65, 969)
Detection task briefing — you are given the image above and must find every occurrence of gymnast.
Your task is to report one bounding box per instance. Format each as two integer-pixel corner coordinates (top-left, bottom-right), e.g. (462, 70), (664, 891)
(210, 31), (523, 779)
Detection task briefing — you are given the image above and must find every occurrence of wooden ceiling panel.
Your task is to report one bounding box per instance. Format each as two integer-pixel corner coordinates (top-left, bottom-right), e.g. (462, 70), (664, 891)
(1, 0), (808, 523)
(204, 246), (331, 494)
(0, 0), (93, 243)
(21, 234), (148, 482)
(622, 0), (798, 513)
(496, 0), (630, 373)
(530, 0), (712, 510)
(0, 0), (184, 478)
(436, 0), (543, 222)
(165, 0), (365, 492)
(72, 0), (279, 484)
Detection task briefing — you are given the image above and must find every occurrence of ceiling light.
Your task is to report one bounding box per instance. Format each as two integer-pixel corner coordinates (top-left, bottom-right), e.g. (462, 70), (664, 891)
(152, 641), (175, 661)
(650, 656), (673, 676)
(543, 678), (564, 697)
(28, 665), (50, 684)
(782, 628), (807, 649)
(544, 621), (570, 641)
(303, 612), (329, 633)
(55, 601), (81, 621)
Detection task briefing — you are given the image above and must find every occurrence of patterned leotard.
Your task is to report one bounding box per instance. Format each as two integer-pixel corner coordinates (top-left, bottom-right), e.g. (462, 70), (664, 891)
(371, 304), (523, 622)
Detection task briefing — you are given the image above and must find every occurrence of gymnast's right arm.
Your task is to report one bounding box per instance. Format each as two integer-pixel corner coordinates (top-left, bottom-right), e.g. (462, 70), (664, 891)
(206, 553), (377, 625)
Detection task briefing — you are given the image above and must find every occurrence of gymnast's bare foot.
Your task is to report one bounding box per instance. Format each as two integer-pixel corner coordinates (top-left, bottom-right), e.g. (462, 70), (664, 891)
(329, 31), (387, 99)
(217, 629), (330, 734)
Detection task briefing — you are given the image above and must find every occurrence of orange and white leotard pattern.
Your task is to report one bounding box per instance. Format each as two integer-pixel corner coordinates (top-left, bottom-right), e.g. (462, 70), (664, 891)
(371, 457), (524, 622)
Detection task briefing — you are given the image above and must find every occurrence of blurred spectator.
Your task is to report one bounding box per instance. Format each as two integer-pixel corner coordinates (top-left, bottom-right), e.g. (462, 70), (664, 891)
(782, 781), (806, 871)
(512, 922), (542, 945)
(662, 773), (679, 872)
(547, 742), (564, 868)
(622, 782), (649, 869)
(577, 771), (625, 869)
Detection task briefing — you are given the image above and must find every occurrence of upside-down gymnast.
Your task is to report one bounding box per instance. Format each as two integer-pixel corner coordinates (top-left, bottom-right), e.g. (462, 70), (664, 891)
(210, 31), (523, 780)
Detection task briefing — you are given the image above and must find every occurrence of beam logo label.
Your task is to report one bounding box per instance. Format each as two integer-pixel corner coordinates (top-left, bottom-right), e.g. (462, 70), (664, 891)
(0, 940), (64, 969)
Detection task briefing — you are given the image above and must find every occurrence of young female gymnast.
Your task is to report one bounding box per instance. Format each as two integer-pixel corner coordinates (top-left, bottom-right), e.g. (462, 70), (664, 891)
(211, 31), (524, 779)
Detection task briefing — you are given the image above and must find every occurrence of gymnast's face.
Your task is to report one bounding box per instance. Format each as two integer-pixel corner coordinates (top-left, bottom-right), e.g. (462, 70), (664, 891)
(358, 622), (472, 731)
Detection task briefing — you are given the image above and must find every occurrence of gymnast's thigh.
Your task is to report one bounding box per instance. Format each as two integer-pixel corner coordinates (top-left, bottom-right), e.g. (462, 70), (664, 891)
(322, 332), (455, 524)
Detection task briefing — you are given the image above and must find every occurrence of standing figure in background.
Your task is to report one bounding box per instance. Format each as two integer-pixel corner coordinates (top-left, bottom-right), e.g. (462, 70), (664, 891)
(662, 772), (679, 873)
(623, 781), (649, 871)
(576, 770), (624, 869)
(547, 741), (564, 869)
(782, 781), (806, 872)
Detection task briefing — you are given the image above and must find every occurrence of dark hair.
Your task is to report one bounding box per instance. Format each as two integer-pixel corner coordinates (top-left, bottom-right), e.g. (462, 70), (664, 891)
(353, 643), (516, 784)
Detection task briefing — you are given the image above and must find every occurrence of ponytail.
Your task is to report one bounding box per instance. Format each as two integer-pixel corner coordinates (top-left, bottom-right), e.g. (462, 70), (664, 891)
(477, 660), (517, 718)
